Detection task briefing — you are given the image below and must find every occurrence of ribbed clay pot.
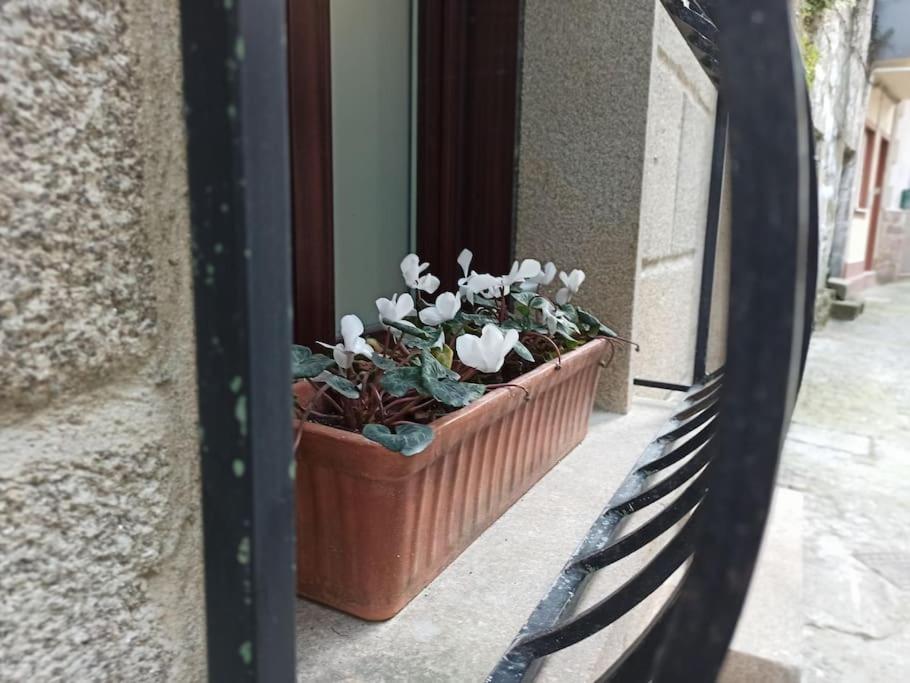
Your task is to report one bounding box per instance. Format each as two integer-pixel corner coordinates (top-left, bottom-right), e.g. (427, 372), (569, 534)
(293, 337), (608, 620)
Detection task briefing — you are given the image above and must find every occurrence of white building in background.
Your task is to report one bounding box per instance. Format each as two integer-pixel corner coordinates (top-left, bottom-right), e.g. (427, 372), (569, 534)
(828, 0), (910, 297)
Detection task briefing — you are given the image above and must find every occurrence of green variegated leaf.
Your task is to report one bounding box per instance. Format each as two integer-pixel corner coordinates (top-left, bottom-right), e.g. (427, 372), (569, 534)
(380, 367), (425, 397)
(401, 335), (435, 350)
(362, 423), (434, 456)
(559, 303), (580, 324)
(459, 312), (498, 326)
(419, 350), (459, 381)
(576, 307), (617, 337)
(372, 354), (398, 371)
(500, 317), (532, 331)
(510, 291), (536, 306)
(423, 377), (486, 407)
(313, 371), (360, 399)
(292, 345), (335, 379)
(382, 318), (433, 340)
(512, 339), (535, 362)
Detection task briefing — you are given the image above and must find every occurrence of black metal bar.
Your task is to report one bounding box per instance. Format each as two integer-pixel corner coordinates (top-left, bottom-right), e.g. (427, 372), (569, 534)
(693, 98), (728, 381)
(802, 84), (819, 385)
(179, 1), (296, 680)
(632, 378), (691, 392)
(575, 468), (709, 572)
(487, 378), (719, 682)
(649, 0), (810, 679)
(507, 509), (701, 660)
(659, 0), (721, 83)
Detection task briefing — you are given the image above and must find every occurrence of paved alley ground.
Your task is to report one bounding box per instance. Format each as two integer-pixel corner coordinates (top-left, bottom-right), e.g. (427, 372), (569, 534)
(778, 280), (910, 681)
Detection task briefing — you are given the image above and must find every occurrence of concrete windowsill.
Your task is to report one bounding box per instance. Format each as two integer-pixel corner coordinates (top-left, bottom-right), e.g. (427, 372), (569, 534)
(293, 399), (679, 682)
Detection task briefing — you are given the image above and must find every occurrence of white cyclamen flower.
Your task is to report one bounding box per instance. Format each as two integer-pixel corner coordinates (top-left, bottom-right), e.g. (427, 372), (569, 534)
(318, 314), (373, 370)
(419, 291), (461, 326)
(455, 324), (520, 374)
(401, 253), (441, 294)
(502, 259), (542, 289)
(457, 248), (479, 303)
(556, 269), (586, 305)
(376, 293), (415, 328)
(464, 272), (505, 300)
(540, 300), (560, 335)
(521, 261), (557, 291)
(457, 248), (473, 281)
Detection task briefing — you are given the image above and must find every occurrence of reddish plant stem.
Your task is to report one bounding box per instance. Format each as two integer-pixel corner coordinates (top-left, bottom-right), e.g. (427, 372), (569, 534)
(524, 331), (562, 367)
(459, 367), (478, 382)
(384, 395), (433, 425)
(609, 335), (640, 351)
(301, 382), (333, 422)
(484, 383), (531, 399)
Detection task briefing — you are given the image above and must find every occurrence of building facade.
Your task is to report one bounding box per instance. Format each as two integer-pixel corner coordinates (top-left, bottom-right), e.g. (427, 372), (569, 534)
(1, 1), (731, 678)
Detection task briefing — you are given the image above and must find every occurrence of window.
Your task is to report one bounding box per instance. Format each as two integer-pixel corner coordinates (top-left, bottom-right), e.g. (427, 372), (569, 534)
(287, 0), (521, 346)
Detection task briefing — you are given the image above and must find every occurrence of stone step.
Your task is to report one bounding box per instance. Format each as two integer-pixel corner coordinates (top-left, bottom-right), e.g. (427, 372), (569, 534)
(722, 486), (805, 679)
(830, 298), (865, 320)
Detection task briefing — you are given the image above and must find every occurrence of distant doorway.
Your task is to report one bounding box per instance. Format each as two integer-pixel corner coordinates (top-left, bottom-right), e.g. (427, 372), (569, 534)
(865, 136), (889, 270)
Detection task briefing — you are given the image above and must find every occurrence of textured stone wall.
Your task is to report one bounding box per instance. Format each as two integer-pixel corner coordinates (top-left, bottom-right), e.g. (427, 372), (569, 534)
(514, 0), (657, 412)
(632, 8), (719, 395)
(806, 0), (875, 306)
(0, 1), (204, 680)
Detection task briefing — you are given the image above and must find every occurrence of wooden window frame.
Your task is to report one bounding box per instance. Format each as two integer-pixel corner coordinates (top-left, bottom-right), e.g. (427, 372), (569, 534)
(287, 0), (522, 344)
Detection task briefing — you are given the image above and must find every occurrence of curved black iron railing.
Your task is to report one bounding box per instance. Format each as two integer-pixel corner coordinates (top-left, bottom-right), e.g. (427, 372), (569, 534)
(180, 0), (818, 680)
(489, 0), (818, 680)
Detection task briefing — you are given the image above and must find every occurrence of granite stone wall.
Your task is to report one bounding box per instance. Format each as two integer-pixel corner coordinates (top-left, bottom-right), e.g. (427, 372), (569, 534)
(0, 1), (205, 680)
(514, 0), (657, 412)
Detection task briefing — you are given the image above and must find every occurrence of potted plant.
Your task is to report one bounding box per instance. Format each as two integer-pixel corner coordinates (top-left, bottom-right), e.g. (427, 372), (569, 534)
(292, 250), (631, 620)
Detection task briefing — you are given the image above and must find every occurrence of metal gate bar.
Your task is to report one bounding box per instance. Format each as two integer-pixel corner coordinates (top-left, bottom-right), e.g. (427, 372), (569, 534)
(179, 0), (297, 679)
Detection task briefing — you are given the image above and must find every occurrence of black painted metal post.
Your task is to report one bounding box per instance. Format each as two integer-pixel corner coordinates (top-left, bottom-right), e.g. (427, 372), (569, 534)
(692, 98), (728, 382)
(179, 1), (296, 680)
(653, 0), (810, 679)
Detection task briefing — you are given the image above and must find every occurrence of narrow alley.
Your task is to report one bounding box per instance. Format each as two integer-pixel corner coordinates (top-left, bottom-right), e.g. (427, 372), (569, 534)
(779, 280), (910, 680)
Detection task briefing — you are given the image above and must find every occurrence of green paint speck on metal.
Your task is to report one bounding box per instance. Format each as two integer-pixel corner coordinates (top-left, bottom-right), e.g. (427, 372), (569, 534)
(214, 242), (224, 253)
(238, 640), (252, 666)
(227, 104), (237, 120)
(235, 395), (248, 436)
(233, 459), (245, 478)
(230, 376), (243, 393)
(224, 0), (234, 9)
(243, 248), (252, 259)
(288, 460), (297, 480)
(235, 36), (245, 60)
(237, 536), (250, 565)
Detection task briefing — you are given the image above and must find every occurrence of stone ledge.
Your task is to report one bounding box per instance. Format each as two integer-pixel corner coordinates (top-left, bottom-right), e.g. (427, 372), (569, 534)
(294, 400), (677, 681)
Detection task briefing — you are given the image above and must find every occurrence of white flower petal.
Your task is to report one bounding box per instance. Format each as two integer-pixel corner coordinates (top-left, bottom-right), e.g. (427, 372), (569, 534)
(340, 314), (364, 351)
(419, 307), (445, 326)
(455, 333), (486, 372)
(395, 293), (415, 319)
(417, 273), (441, 294)
(516, 259), (541, 280)
(568, 269), (585, 291)
(332, 345), (352, 369)
(351, 337), (374, 358)
(437, 292), (461, 319)
(457, 249), (473, 278)
(432, 329), (445, 349)
(556, 287), (571, 305)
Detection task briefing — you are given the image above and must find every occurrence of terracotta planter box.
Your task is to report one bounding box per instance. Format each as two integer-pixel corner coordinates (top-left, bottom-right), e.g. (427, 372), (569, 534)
(293, 338), (608, 620)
